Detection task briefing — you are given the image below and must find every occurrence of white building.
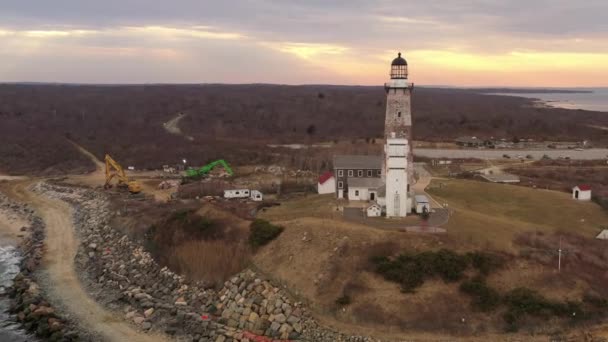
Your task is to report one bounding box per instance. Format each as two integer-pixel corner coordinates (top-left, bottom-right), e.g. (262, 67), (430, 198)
(380, 52), (415, 218)
(224, 189), (250, 198)
(383, 137), (410, 217)
(414, 195), (430, 214)
(250, 190), (263, 201)
(347, 178), (383, 201)
(367, 204), (382, 217)
(572, 185), (592, 201)
(317, 171), (336, 195)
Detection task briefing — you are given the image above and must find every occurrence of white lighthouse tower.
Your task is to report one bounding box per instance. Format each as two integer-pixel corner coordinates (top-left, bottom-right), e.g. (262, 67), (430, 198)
(383, 52), (414, 217)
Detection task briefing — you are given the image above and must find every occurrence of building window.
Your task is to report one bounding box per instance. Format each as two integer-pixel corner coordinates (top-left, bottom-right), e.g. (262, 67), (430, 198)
(398, 111), (401, 117)
(338, 170), (343, 177)
(377, 170), (381, 176)
(355, 190), (359, 196)
(348, 170), (353, 177)
(358, 170), (363, 177)
(367, 170), (372, 177)
(338, 181), (343, 189)
(407, 184), (410, 192)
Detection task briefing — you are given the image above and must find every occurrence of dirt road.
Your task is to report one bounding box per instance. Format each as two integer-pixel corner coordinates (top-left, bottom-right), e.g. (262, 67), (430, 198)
(163, 113), (193, 141)
(413, 163), (442, 208)
(5, 181), (169, 342)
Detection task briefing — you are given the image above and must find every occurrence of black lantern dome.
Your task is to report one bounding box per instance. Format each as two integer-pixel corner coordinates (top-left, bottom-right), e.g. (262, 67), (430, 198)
(390, 52), (408, 79)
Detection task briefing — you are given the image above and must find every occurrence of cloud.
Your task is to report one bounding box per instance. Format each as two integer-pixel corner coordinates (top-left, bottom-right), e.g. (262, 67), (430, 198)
(1, 1), (607, 85)
(264, 42), (349, 59)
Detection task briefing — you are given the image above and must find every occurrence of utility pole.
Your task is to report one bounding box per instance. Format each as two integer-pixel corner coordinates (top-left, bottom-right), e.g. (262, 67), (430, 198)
(558, 237), (563, 272)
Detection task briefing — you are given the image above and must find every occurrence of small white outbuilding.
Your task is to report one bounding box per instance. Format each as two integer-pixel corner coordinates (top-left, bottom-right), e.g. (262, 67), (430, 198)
(317, 171), (336, 195)
(250, 190), (263, 201)
(414, 195), (431, 214)
(367, 204), (382, 217)
(572, 185), (592, 201)
(596, 230), (608, 240)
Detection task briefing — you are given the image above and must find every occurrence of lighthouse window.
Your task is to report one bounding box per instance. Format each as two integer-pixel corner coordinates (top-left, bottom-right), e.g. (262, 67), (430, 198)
(398, 111), (401, 118)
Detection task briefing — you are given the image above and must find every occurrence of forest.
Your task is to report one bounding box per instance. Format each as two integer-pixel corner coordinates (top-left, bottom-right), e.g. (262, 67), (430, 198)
(1, 84), (607, 174)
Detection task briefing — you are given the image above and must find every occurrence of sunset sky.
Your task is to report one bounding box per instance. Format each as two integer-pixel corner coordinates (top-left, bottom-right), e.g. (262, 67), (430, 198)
(1, 1), (607, 87)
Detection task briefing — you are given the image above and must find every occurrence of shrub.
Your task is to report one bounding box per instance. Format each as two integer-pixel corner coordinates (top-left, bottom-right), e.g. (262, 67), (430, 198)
(433, 249), (468, 282)
(336, 295), (351, 306)
(370, 249), (470, 292)
(249, 219), (284, 249)
(467, 251), (504, 276)
(171, 209), (192, 222)
(460, 276), (501, 312)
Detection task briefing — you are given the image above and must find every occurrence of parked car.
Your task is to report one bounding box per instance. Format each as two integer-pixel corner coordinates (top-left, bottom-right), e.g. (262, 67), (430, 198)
(503, 154), (511, 159)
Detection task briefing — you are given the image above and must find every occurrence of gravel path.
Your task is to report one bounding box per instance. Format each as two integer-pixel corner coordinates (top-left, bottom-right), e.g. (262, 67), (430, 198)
(8, 181), (170, 342)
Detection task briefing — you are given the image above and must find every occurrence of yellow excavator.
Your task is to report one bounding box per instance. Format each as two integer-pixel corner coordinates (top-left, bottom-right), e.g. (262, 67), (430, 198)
(104, 154), (142, 194)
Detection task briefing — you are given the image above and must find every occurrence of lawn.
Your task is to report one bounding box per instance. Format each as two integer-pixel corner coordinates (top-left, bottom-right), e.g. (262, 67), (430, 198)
(257, 193), (342, 221)
(427, 179), (608, 251)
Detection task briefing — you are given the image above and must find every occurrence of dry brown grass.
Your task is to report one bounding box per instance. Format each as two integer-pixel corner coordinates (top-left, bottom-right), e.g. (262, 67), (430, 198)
(169, 239), (250, 286)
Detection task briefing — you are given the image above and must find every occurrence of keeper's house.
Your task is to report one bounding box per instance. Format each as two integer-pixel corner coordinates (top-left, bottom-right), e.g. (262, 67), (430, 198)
(333, 155), (382, 199)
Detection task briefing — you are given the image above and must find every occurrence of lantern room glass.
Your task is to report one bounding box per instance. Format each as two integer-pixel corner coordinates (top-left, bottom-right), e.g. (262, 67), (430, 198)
(391, 65), (408, 79)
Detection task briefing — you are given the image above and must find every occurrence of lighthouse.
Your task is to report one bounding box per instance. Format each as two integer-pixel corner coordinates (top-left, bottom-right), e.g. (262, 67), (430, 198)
(383, 52), (414, 217)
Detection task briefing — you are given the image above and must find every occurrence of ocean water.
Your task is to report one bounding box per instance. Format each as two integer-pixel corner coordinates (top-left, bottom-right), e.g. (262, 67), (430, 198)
(0, 246), (31, 342)
(493, 88), (608, 112)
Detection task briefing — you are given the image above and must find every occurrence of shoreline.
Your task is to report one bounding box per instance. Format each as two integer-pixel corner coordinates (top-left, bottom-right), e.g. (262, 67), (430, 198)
(487, 92), (608, 113)
(0, 185), (84, 341)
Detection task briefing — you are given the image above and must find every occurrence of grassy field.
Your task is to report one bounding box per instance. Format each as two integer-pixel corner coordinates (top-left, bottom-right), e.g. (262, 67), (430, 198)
(251, 178), (608, 339)
(427, 179), (608, 251)
(258, 193), (342, 221)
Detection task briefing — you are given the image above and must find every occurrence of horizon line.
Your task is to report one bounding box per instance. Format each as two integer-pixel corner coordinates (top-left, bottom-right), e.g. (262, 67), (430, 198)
(0, 81), (606, 89)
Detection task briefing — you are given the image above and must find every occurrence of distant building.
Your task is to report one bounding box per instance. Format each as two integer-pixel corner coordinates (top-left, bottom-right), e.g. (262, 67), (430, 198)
(317, 171), (335, 195)
(572, 185), (592, 201)
(333, 155), (382, 199)
(455, 136), (481, 147)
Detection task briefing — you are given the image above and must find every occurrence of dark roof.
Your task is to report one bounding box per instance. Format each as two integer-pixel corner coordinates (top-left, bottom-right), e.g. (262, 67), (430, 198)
(391, 52), (407, 66)
(334, 155), (382, 169)
(318, 171), (334, 185)
(575, 184), (592, 191)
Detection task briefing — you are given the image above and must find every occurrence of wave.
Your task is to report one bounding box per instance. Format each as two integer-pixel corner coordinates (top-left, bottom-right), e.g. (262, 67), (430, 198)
(0, 245), (33, 342)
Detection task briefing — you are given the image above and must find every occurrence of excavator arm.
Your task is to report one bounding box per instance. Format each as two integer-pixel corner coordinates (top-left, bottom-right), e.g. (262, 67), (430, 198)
(104, 154), (141, 193)
(185, 159), (234, 178)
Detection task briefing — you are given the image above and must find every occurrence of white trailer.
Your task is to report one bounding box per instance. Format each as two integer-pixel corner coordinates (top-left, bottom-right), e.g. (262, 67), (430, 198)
(250, 190), (263, 202)
(224, 189), (250, 199)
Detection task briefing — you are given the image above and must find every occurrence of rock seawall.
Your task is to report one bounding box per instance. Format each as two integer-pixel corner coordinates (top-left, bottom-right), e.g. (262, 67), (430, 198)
(35, 182), (378, 342)
(0, 191), (81, 341)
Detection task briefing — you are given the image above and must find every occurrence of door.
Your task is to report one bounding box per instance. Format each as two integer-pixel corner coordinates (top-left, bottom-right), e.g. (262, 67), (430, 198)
(370, 192), (375, 201)
(575, 190), (579, 199)
(394, 193), (400, 216)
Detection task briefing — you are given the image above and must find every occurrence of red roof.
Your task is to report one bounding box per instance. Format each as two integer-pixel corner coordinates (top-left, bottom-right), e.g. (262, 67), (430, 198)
(318, 171), (334, 184)
(576, 184), (592, 191)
